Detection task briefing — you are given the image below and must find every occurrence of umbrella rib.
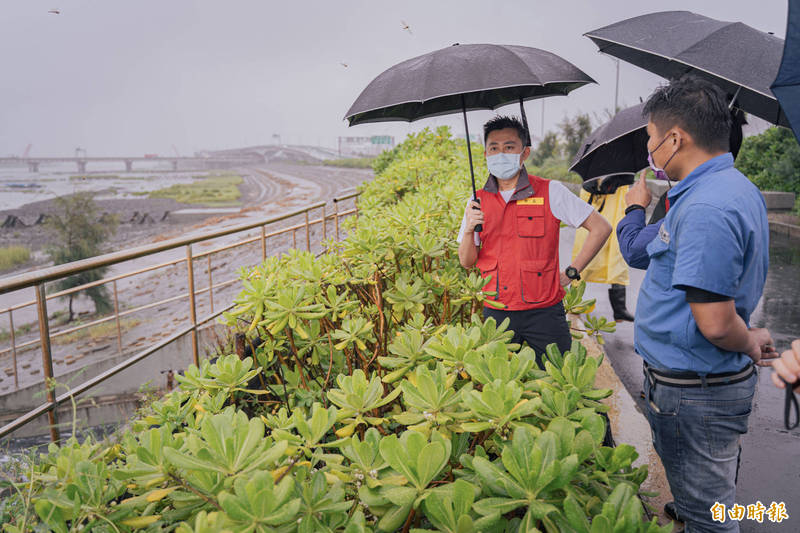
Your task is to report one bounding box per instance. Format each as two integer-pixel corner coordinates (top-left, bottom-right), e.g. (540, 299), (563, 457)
(586, 34), (781, 100)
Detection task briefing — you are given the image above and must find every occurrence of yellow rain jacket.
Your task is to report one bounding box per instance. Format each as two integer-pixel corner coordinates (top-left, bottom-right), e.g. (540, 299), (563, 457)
(571, 186), (629, 285)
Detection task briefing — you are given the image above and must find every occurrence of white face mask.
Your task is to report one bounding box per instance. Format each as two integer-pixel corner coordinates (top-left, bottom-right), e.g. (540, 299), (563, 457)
(486, 152), (522, 180)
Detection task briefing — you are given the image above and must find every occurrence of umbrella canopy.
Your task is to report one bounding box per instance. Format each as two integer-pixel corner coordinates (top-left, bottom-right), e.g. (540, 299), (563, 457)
(772, 0), (800, 142)
(569, 103), (648, 182)
(345, 43), (594, 226)
(344, 43), (595, 125)
(585, 11), (789, 127)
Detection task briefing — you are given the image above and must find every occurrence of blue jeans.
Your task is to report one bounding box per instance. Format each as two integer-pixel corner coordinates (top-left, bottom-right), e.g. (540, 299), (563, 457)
(643, 368), (757, 533)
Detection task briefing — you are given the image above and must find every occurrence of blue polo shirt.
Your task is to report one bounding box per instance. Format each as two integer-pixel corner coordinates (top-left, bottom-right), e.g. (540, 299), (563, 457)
(634, 153), (769, 374)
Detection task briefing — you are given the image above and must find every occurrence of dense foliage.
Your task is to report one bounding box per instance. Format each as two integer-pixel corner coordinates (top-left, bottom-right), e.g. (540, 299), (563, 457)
(736, 126), (800, 214)
(0, 128), (666, 532)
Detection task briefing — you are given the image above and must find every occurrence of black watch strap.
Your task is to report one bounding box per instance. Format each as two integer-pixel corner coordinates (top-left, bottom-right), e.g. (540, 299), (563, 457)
(565, 266), (580, 281)
(625, 204), (646, 216)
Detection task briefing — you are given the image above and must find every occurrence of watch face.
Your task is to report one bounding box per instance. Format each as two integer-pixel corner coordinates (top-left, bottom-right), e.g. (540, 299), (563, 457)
(566, 267), (579, 279)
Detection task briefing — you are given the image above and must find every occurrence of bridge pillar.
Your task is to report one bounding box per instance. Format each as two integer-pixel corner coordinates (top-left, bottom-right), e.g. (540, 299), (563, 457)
(28, 161), (39, 172)
(171, 160), (179, 171)
(77, 160), (87, 173)
(125, 160), (133, 172)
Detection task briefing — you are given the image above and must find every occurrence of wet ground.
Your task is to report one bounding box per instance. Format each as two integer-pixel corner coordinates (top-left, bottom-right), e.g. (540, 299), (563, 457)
(559, 228), (800, 533)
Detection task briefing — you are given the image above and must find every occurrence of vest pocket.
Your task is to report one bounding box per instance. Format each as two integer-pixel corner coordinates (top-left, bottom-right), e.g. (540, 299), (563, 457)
(476, 256), (499, 295)
(520, 259), (555, 304)
(516, 206), (545, 237)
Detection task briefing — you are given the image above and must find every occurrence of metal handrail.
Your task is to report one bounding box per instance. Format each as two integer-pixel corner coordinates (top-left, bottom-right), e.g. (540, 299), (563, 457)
(0, 207), (358, 359)
(0, 201), (326, 295)
(0, 190), (360, 442)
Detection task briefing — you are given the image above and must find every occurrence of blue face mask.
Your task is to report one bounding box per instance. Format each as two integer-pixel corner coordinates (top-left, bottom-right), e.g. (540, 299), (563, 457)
(486, 152), (522, 180)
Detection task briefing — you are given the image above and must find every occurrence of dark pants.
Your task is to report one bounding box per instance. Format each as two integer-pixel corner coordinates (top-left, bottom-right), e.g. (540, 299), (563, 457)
(483, 302), (572, 368)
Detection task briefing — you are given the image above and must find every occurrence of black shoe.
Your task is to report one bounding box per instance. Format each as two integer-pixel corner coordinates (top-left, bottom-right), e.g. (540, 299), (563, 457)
(664, 502), (683, 522)
(609, 284), (635, 322)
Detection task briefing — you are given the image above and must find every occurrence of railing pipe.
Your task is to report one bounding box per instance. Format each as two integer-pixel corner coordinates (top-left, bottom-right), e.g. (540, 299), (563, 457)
(35, 283), (59, 443)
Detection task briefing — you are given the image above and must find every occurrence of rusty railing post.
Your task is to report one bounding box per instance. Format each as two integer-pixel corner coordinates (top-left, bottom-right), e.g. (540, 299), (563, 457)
(334, 198), (340, 241)
(292, 228), (297, 249)
(261, 225), (267, 261)
(305, 210), (311, 252)
(207, 255), (214, 313)
(321, 205), (327, 241)
(8, 310), (18, 389)
(35, 283), (59, 443)
(186, 245), (199, 366)
(113, 280), (122, 355)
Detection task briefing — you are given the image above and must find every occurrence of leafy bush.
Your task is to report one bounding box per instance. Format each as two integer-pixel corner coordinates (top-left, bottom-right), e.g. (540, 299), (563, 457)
(0, 128), (665, 533)
(736, 126), (800, 213)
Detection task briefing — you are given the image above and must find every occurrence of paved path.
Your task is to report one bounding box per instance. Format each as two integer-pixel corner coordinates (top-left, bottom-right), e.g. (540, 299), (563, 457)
(558, 226), (800, 532)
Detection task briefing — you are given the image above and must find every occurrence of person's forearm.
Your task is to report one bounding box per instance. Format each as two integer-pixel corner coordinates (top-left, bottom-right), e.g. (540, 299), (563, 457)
(701, 313), (756, 354)
(690, 302), (759, 355)
(458, 237), (478, 268)
(617, 210), (656, 269)
(572, 219), (611, 272)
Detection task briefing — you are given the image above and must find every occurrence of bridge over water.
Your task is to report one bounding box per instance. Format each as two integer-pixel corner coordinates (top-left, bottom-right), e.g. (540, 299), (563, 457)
(0, 154), (265, 173)
(0, 145), (340, 174)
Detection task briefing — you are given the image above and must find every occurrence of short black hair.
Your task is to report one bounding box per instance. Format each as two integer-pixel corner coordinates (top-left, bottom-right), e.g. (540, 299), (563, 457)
(483, 115), (528, 146)
(643, 75), (732, 153)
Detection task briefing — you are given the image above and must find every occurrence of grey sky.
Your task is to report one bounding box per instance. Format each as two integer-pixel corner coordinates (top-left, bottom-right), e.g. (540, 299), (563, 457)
(0, 0), (789, 157)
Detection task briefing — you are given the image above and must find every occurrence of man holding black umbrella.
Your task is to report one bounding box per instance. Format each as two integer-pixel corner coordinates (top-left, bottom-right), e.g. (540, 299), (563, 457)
(457, 115), (611, 366)
(634, 76), (776, 533)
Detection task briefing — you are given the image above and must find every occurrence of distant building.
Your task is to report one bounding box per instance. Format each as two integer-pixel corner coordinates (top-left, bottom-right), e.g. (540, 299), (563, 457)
(338, 136), (395, 157)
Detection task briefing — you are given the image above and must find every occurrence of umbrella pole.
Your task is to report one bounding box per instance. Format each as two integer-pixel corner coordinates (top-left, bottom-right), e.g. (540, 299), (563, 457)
(519, 97), (532, 146)
(461, 95), (482, 232)
(461, 96), (477, 199)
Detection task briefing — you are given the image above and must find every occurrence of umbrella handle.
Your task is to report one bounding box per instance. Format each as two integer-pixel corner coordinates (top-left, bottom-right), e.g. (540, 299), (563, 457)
(472, 196), (482, 233)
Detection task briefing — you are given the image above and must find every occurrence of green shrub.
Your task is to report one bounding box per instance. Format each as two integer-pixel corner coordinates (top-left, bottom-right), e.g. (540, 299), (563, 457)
(0, 245), (30, 270)
(0, 128), (665, 533)
(736, 126), (800, 214)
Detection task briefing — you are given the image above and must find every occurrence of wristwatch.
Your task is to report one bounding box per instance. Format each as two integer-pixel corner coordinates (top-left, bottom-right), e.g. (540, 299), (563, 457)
(565, 266), (581, 281)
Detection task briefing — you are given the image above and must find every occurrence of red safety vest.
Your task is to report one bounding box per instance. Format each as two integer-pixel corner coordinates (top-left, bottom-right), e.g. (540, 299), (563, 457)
(475, 172), (564, 311)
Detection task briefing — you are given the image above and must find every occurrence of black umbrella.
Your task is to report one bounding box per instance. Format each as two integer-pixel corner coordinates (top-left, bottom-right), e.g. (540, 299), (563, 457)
(569, 103), (647, 184)
(585, 11), (790, 127)
(772, 0), (800, 143)
(345, 43), (595, 214)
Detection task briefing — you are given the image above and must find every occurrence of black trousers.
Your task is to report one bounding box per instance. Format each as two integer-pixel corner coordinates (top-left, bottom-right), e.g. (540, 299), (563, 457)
(483, 302), (572, 368)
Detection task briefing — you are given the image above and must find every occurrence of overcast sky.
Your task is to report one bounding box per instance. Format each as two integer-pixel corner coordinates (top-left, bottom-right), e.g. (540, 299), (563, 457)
(0, 0), (789, 157)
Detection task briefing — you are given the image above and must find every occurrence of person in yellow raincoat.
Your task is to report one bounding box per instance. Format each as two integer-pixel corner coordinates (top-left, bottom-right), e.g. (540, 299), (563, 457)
(571, 174), (635, 321)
